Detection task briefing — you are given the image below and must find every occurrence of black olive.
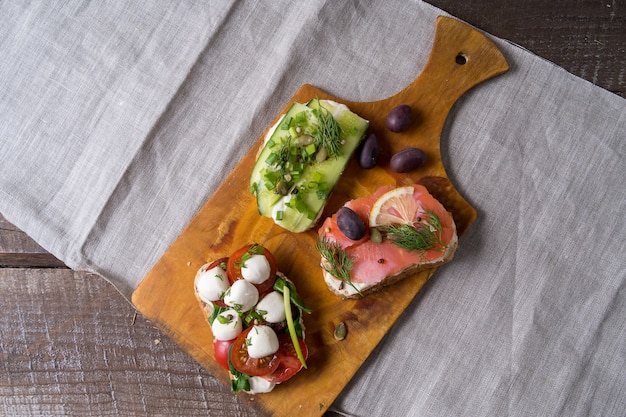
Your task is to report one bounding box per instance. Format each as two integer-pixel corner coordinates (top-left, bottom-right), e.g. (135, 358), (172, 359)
(336, 207), (366, 240)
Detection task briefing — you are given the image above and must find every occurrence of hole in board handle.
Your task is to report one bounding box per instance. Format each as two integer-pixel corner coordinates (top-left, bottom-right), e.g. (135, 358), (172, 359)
(455, 53), (468, 65)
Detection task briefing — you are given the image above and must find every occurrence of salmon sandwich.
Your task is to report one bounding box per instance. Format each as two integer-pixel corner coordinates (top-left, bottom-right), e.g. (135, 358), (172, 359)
(316, 184), (458, 298)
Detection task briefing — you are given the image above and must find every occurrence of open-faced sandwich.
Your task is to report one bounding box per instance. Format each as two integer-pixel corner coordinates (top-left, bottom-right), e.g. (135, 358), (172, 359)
(316, 184), (458, 298)
(250, 99), (369, 233)
(194, 244), (310, 394)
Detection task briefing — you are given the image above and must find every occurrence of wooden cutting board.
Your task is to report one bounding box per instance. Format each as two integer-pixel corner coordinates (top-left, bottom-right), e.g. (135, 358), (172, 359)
(132, 16), (508, 417)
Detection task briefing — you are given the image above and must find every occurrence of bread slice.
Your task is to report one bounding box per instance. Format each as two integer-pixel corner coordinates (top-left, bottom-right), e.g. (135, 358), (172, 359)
(321, 229), (457, 299)
(194, 266), (307, 393)
(317, 184), (459, 299)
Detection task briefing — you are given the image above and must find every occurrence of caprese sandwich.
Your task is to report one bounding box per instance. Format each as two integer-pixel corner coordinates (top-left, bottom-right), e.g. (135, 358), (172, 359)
(316, 184), (458, 298)
(194, 243), (311, 394)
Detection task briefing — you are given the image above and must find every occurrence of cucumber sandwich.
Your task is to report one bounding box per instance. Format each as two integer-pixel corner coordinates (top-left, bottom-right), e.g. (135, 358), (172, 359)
(250, 99), (369, 233)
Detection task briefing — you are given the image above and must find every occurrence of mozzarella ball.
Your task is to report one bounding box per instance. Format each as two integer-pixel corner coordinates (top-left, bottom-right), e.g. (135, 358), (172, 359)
(246, 376), (276, 394)
(224, 279), (259, 312)
(246, 325), (279, 358)
(241, 254), (271, 284)
(211, 308), (242, 341)
(195, 263), (229, 303)
(255, 291), (286, 323)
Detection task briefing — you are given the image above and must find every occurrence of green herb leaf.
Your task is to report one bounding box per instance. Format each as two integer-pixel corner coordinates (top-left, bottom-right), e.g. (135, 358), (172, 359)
(228, 344), (251, 393)
(378, 209), (446, 253)
(249, 244), (264, 254)
(273, 275), (312, 314)
(208, 305), (228, 326)
(313, 100), (343, 158)
(216, 312), (234, 325)
(244, 309), (267, 326)
(315, 235), (361, 295)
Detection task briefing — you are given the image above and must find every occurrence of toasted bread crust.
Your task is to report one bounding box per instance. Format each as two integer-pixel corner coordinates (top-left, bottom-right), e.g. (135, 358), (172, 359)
(194, 290), (216, 319)
(322, 224), (459, 299)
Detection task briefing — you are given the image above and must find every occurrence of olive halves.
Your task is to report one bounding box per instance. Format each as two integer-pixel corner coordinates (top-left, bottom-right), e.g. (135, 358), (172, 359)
(386, 104), (413, 132)
(336, 207), (366, 240)
(390, 147), (427, 173)
(358, 133), (380, 169)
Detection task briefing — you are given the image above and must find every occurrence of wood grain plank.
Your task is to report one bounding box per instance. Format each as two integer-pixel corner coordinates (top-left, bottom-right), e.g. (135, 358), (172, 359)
(0, 268), (258, 417)
(425, 0), (625, 98)
(0, 215), (66, 268)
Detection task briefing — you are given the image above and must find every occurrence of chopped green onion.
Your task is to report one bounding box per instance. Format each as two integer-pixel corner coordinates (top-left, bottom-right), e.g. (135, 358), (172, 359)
(296, 199), (308, 213)
(280, 116), (292, 130)
(263, 170), (277, 181)
(283, 285), (307, 369)
(305, 143), (316, 155)
(275, 210), (284, 221)
(295, 111), (307, 124)
(265, 152), (278, 165)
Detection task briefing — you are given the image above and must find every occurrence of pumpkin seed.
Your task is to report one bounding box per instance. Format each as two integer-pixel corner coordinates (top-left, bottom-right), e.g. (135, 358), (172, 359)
(334, 322), (347, 340)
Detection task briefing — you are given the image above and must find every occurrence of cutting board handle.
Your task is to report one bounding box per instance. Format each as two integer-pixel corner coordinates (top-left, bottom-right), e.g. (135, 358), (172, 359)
(398, 16), (510, 111)
(334, 16), (510, 236)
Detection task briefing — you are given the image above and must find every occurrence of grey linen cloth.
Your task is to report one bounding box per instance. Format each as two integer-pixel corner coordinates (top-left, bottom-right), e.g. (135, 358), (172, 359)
(1, 1), (624, 416)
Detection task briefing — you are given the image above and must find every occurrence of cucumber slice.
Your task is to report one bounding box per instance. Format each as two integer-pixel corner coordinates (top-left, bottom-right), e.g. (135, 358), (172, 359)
(250, 99), (369, 233)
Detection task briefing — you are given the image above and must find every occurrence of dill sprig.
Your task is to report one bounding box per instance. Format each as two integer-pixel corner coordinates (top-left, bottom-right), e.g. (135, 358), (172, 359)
(314, 100), (343, 158)
(315, 235), (361, 295)
(378, 209), (446, 253)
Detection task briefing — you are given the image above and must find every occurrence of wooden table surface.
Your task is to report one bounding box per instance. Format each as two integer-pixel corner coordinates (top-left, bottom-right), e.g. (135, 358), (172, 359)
(1, 1), (624, 416)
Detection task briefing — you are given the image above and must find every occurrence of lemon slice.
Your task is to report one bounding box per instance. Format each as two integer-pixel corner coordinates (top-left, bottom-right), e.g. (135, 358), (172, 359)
(369, 186), (419, 227)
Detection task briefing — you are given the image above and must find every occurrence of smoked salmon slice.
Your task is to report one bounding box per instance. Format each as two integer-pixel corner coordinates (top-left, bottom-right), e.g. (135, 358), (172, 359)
(317, 184), (458, 298)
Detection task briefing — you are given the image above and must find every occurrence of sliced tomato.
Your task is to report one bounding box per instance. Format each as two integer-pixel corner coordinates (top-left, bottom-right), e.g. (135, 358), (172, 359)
(213, 338), (234, 371)
(212, 299), (227, 308)
(226, 244), (277, 296)
(266, 334), (308, 383)
(206, 257), (229, 272)
(230, 327), (280, 376)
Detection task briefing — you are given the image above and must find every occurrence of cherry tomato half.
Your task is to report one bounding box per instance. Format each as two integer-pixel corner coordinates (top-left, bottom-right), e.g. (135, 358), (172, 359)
(213, 338), (234, 371)
(227, 244), (277, 296)
(230, 327), (280, 376)
(266, 334), (309, 383)
(205, 257), (229, 272)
